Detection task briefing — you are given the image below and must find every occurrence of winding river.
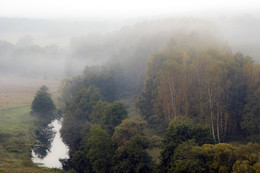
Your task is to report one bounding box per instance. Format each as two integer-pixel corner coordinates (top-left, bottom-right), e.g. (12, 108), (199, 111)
(32, 119), (69, 168)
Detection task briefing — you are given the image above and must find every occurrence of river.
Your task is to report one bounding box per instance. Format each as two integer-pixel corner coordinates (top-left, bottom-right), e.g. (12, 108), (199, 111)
(32, 119), (69, 168)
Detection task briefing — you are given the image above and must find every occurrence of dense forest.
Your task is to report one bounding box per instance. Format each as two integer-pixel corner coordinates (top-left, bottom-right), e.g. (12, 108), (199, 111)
(138, 34), (260, 142)
(57, 32), (260, 173)
(1, 2), (260, 173)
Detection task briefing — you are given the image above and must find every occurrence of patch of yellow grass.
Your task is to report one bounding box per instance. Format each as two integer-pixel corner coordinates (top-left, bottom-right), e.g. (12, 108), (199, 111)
(0, 76), (60, 106)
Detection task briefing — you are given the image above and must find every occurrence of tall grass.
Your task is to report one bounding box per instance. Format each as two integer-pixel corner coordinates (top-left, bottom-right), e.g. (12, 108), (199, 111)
(0, 104), (63, 172)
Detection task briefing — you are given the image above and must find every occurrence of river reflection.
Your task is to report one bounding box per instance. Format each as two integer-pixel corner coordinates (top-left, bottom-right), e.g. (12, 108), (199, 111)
(33, 122), (55, 159)
(32, 119), (69, 168)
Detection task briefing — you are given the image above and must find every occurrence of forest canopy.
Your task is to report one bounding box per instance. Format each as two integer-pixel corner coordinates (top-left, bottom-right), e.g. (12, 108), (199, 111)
(58, 32), (260, 172)
(137, 34), (260, 142)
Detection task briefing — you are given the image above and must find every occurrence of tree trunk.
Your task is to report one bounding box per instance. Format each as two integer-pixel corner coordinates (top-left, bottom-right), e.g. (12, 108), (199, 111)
(167, 76), (177, 119)
(217, 109), (221, 143)
(208, 84), (216, 141)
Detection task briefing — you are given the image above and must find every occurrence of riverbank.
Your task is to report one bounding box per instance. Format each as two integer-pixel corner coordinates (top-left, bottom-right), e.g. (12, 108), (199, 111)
(0, 76), (63, 173)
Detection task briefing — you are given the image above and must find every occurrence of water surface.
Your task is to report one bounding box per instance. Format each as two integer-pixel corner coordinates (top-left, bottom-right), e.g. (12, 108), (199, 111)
(32, 119), (69, 168)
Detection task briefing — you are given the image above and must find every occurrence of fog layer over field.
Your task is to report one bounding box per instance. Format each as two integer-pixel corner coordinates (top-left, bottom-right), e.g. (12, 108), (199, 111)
(1, 15), (260, 79)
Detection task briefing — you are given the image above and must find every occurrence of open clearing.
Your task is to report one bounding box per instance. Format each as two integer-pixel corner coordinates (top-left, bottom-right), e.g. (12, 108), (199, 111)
(0, 75), (62, 173)
(0, 75), (60, 105)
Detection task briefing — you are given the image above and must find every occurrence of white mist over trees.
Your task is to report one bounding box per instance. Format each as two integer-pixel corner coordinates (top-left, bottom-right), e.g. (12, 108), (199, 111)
(1, 1), (260, 172)
(1, 16), (260, 79)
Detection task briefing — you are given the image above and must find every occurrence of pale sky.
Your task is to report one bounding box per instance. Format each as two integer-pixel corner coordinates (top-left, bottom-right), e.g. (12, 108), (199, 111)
(0, 0), (259, 19)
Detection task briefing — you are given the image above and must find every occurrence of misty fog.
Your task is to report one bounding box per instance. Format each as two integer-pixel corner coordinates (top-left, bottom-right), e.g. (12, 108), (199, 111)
(1, 15), (260, 80)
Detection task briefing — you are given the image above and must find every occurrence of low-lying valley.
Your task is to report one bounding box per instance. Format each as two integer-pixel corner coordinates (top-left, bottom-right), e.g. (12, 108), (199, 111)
(0, 14), (260, 173)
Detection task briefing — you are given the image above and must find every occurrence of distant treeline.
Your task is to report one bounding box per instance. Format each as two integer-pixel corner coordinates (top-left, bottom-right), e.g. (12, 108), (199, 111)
(2, 16), (260, 79)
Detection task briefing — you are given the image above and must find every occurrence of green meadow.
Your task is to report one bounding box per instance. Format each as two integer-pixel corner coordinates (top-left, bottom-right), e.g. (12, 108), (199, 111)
(0, 77), (62, 173)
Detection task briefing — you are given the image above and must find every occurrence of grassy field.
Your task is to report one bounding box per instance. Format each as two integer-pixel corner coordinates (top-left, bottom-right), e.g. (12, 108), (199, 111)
(0, 76), (63, 173)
